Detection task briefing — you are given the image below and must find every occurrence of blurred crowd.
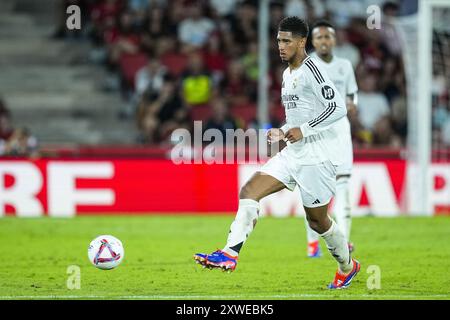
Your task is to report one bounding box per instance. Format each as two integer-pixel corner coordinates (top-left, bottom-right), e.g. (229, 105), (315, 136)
(53, 0), (449, 148)
(0, 99), (38, 157)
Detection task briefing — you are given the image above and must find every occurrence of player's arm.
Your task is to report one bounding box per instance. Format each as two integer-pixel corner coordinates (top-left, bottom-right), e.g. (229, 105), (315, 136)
(300, 69), (347, 137)
(347, 93), (358, 107)
(267, 127), (285, 143)
(285, 67), (347, 143)
(346, 93), (358, 115)
(346, 60), (359, 113)
(266, 127), (287, 157)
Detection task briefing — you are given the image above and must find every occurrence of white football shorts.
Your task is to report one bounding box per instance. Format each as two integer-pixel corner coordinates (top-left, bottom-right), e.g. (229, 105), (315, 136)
(260, 150), (337, 208)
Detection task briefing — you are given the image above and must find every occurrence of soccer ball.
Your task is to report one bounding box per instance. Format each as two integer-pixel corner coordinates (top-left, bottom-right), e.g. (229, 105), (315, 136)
(88, 235), (124, 270)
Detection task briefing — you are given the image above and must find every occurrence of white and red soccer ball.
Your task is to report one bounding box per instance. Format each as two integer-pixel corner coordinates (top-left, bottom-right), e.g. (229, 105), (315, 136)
(88, 235), (124, 270)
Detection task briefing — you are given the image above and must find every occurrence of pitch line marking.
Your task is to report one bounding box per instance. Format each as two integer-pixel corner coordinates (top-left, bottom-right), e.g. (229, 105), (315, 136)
(0, 294), (449, 299)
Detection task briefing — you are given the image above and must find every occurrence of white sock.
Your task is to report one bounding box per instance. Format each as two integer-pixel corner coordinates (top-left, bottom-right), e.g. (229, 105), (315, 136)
(320, 219), (352, 274)
(223, 199), (260, 256)
(333, 176), (352, 242)
(304, 214), (320, 243)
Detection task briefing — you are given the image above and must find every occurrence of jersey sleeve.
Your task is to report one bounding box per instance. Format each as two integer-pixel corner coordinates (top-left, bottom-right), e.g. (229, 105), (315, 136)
(345, 60), (358, 96)
(300, 59), (347, 138)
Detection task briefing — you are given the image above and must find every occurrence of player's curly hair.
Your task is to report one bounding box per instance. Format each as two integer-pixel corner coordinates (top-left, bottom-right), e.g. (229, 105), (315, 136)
(278, 16), (309, 38)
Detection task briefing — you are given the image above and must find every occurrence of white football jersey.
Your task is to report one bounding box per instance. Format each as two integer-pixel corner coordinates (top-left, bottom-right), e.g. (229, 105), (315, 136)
(310, 53), (358, 174)
(310, 52), (358, 99)
(280, 56), (347, 165)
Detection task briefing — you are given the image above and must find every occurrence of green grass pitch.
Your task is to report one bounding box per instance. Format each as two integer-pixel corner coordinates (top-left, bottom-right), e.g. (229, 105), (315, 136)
(0, 215), (449, 300)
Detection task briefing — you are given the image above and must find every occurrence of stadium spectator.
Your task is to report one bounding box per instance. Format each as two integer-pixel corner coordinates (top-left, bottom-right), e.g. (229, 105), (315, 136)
(284, 0), (327, 21)
(379, 57), (405, 103)
(135, 60), (167, 99)
(379, 1), (403, 57)
(90, 0), (124, 46)
(0, 99), (39, 157)
(269, 2), (285, 35)
(158, 36), (189, 77)
(390, 96), (408, 145)
(333, 28), (361, 68)
(372, 116), (402, 147)
(202, 33), (229, 85)
(209, 0), (238, 18)
(284, 0), (308, 20)
(108, 11), (141, 67)
(0, 113), (13, 143)
(137, 75), (187, 143)
(126, 0), (149, 27)
(360, 30), (386, 72)
(2, 128), (39, 158)
(181, 52), (213, 106)
(228, 1), (257, 48)
(177, 2), (216, 48)
(348, 108), (372, 148)
(220, 59), (256, 108)
(203, 98), (239, 144)
(357, 73), (390, 131)
(325, 0), (368, 28)
(241, 41), (259, 82)
(140, 5), (172, 55)
(309, 0), (327, 19)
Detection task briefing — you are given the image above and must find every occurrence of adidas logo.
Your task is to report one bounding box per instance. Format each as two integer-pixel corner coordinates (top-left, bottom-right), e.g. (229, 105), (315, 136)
(312, 199), (321, 205)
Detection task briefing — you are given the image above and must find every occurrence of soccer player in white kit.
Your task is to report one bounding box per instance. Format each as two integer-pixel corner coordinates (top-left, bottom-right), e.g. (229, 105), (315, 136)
(304, 21), (359, 258)
(194, 17), (360, 289)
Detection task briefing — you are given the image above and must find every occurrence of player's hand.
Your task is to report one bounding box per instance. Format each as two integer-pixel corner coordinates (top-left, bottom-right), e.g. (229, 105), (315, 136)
(284, 127), (303, 143)
(266, 128), (285, 144)
(346, 97), (357, 116)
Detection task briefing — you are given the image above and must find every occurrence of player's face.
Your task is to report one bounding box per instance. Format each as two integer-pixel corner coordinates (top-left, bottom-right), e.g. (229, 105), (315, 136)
(277, 31), (305, 63)
(312, 27), (336, 56)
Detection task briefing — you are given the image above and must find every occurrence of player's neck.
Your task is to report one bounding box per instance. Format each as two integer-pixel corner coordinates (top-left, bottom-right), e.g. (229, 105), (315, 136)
(288, 50), (308, 72)
(318, 53), (333, 63)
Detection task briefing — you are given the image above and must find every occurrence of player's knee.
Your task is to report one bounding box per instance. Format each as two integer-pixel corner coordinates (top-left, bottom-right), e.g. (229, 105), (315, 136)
(239, 184), (256, 200)
(306, 215), (328, 234)
(306, 215), (319, 231)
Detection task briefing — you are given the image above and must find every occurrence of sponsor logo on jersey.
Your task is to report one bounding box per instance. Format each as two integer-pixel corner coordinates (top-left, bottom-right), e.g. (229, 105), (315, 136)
(281, 94), (299, 102)
(281, 94), (299, 109)
(321, 85), (335, 100)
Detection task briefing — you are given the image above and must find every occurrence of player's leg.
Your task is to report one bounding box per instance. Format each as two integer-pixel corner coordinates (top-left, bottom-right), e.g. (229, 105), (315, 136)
(194, 153), (292, 271)
(194, 173), (285, 270)
(304, 204), (360, 288)
(334, 174), (353, 252)
(304, 175), (353, 257)
(304, 214), (321, 257)
(223, 172), (286, 255)
(297, 161), (360, 288)
(305, 204), (352, 271)
(333, 125), (354, 252)
(305, 124), (355, 257)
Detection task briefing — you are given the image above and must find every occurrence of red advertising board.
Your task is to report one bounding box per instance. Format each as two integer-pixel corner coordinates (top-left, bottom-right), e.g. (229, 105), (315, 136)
(0, 159), (448, 217)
